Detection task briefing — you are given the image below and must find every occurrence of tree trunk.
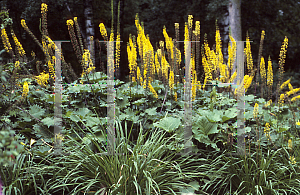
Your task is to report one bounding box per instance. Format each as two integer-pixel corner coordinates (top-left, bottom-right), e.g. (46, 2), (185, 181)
(221, 12), (229, 65)
(228, 0), (242, 80)
(84, 0), (95, 66)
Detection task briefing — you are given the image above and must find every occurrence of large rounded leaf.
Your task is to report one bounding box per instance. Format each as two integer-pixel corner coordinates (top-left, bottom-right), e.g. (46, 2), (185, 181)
(153, 117), (181, 133)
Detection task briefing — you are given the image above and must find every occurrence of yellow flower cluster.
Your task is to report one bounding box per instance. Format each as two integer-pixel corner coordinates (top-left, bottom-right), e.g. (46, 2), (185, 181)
(296, 120), (300, 126)
(244, 35), (253, 73)
(66, 19), (74, 26)
(289, 156), (296, 165)
(163, 26), (174, 59)
(135, 14), (155, 87)
(264, 122), (270, 141)
(148, 81), (158, 99)
(99, 23), (108, 41)
(286, 88), (300, 97)
(234, 74), (253, 95)
(127, 35), (137, 82)
(15, 61), (20, 69)
(22, 81), (29, 98)
(244, 75), (253, 93)
(260, 56), (266, 80)
(41, 3), (48, 13)
(174, 92), (177, 102)
(279, 79), (290, 91)
(267, 56), (273, 87)
(279, 94), (285, 105)
(228, 35), (236, 71)
(35, 71), (49, 87)
(12, 33), (26, 57)
(169, 70), (174, 90)
(288, 139), (292, 149)
(137, 66), (143, 84)
(48, 56), (55, 80)
(188, 15), (193, 31)
(228, 71), (237, 83)
(253, 103), (259, 118)
(1, 28), (12, 52)
(264, 99), (272, 107)
(278, 36), (288, 83)
(291, 95), (300, 102)
(21, 19), (28, 29)
(81, 49), (94, 77)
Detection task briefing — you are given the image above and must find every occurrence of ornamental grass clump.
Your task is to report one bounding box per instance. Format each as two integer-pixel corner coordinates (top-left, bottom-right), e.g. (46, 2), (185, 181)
(42, 119), (199, 194)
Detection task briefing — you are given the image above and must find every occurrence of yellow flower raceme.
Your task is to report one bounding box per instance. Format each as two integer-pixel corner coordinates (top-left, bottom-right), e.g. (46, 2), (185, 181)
(1, 28), (12, 52)
(228, 35), (236, 71)
(41, 3), (48, 13)
(35, 71), (49, 87)
(66, 19), (74, 26)
(291, 95), (300, 102)
(267, 56), (273, 87)
(253, 103), (259, 118)
(15, 61), (20, 69)
(244, 75), (253, 93)
(279, 79), (290, 91)
(148, 81), (158, 99)
(279, 94), (285, 105)
(264, 123), (270, 141)
(169, 70), (174, 90)
(264, 99), (272, 107)
(289, 156), (296, 165)
(174, 92), (177, 101)
(286, 88), (300, 97)
(288, 139), (292, 149)
(260, 56), (266, 80)
(12, 32), (26, 57)
(22, 81), (29, 98)
(99, 23), (108, 41)
(245, 35), (253, 73)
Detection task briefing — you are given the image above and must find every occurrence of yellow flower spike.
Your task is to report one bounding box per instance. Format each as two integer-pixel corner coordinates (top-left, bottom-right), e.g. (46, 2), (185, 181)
(22, 81), (29, 98)
(260, 56), (266, 80)
(244, 75), (253, 93)
(1, 28), (12, 52)
(245, 35), (253, 72)
(148, 81), (158, 99)
(35, 71), (49, 87)
(99, 23), (108, 41)
(12, 32), (26, 57)
(264, 123), (271, 141)
(289, 156), (296, 165)
(174, 92), (177, 101)
(15, 61), (20, 69)
(169, 70), (174, 90)
(291, 95), (300, 102)
(41, 3), (48, 13)
(66, 19), (74, 26)
(267, 56), (273, 87)
(279, 79), (290, 91)
(288, 139), (292, 149)
(21, 19), (28, 29)
(253, 103), (259, 118)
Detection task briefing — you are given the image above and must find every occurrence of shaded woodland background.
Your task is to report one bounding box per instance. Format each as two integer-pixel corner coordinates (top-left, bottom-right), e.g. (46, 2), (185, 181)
(1, 0), (300, 86)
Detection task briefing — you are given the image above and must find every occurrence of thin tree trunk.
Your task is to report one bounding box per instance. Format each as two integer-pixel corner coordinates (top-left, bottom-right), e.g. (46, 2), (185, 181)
(228, 0), (242, 81)
(85, 0), (95, 66)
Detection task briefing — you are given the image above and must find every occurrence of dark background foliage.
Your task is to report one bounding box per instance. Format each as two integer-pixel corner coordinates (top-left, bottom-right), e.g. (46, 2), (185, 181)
(1, 0), (300, 82)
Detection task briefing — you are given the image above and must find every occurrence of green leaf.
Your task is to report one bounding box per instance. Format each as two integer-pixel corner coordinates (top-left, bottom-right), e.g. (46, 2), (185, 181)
(29, 104), (46, 119)
(192, 116), (218, 136)
(222, 108), (238, 122)
(41, 117), (62, 128)
(153, 117), (181, 132)
(145, 107), (157, 116)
